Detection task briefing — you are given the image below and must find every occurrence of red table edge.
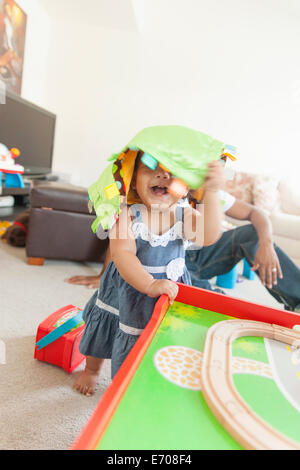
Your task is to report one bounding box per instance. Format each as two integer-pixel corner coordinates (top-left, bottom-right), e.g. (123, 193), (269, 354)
(71, 283), (300, 450)
(71, 294), (170, 450)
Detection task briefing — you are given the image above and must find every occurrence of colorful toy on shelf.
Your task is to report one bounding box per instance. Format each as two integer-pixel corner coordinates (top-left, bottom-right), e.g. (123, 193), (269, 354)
(34, 305), (85, 373)
(88, 126), (237, 235)
(0, 220), (12, 238)
(72, 283), (300, 451)
(0, 143), (25, 188)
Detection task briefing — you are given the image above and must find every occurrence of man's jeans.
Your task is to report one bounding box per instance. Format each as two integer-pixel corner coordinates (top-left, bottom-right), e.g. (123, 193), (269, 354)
(185, 224), (300, 312)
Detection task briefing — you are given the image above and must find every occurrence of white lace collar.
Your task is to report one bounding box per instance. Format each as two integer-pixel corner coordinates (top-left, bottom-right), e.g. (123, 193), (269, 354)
(131, 219), (189, 248)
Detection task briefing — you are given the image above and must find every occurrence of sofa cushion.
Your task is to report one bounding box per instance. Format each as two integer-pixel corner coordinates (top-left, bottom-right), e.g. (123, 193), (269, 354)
(224, 171), (254, 204)
(30, 182), (92, 215)
(252, 174), (280, 214)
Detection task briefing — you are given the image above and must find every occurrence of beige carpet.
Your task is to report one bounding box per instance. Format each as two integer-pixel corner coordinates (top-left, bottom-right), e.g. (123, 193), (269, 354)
(0, 240), (283, 450)
(0, 240), (111, 450)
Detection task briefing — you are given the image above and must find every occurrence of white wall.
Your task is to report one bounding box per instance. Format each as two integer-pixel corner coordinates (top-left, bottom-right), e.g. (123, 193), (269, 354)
(131, 0), (300, 180)
(17, 0), (300, 187)
(16, 0), (52, 109)
(44, 21), (141, 185)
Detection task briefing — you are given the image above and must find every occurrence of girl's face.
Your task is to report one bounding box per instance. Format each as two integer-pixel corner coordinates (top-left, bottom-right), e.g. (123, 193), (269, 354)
(133, 160), (186, 210)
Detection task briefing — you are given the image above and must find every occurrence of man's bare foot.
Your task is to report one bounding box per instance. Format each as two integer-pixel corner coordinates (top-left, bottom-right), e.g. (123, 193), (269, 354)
(73, 368), (99, 396)
(64, 274), (101, 289)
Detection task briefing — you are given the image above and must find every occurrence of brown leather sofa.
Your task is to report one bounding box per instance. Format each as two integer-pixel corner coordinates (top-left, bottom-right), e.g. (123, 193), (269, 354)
(26, 182), (108, 265)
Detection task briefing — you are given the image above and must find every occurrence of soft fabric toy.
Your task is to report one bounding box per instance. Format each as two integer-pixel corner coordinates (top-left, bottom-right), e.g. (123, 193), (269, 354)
(88, 125), (236, 234)
(1, 209), (29, 247)
(0, 220), (12, 238)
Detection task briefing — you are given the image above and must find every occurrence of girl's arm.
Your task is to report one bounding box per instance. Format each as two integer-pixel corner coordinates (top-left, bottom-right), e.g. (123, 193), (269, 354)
(184, 161), (224, 246)
(201, 189), (223, 245)
(109, 207), (153, 294)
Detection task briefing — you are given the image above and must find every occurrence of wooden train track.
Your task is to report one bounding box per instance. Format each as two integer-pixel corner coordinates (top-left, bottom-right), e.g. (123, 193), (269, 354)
(201, 319), (300, 450)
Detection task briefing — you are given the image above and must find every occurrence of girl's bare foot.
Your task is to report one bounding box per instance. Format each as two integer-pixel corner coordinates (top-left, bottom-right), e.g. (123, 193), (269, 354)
(73, 369), (99, 397)
(73, 357), (103, 396)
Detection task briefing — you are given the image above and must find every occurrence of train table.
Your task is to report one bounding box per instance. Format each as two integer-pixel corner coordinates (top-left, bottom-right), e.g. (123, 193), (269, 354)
(72, 284), (300, 450)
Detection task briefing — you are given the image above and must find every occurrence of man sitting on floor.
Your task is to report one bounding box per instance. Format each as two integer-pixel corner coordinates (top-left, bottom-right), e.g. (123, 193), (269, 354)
(65, 191), (300, 313)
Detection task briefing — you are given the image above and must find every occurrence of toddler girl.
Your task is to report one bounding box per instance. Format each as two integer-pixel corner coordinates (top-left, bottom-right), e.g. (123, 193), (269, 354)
(74, 153), (225, 396)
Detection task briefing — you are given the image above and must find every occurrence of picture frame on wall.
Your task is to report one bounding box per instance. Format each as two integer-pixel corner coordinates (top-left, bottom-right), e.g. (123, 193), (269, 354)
(0, 0), (27, 95)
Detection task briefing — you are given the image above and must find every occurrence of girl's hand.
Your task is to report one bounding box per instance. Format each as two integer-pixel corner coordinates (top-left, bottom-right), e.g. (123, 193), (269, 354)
(147, 279), (179, 304)
(204, 160), (225, 192)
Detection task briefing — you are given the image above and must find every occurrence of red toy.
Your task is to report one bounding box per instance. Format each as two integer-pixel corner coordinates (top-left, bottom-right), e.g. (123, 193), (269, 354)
(34, 305), (85, 373)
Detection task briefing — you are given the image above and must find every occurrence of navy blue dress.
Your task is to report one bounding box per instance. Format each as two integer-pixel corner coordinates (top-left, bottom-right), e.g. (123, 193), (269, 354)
(79, 203), (192, 378)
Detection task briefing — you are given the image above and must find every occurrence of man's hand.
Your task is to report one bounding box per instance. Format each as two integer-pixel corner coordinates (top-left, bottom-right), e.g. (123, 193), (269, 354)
(251, 241), (283, 288)
(226, 200), (283, 289)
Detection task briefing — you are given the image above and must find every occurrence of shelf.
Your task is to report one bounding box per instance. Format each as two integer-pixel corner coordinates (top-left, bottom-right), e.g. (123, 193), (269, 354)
(0, 183), (31, 196)
(0, 203), (29, 221)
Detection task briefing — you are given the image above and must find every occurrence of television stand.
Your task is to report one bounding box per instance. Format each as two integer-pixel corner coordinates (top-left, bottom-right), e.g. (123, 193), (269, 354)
(0, 181), (31, 221)
(24, 173), (58, 181)
(0, 182), (31, 197)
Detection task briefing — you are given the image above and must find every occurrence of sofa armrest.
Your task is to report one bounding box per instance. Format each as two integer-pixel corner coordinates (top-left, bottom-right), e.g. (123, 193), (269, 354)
(270, 212), (300, 240)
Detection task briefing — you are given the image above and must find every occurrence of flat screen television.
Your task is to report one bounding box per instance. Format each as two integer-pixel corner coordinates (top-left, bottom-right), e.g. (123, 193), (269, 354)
(0, 91), (56, 177)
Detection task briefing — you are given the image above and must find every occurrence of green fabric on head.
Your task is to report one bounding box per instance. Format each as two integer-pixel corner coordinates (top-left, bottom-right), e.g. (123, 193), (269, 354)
(108, 125), (225, 189)
(91, 125), (228, 234)
(88, 163), (120, 232)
